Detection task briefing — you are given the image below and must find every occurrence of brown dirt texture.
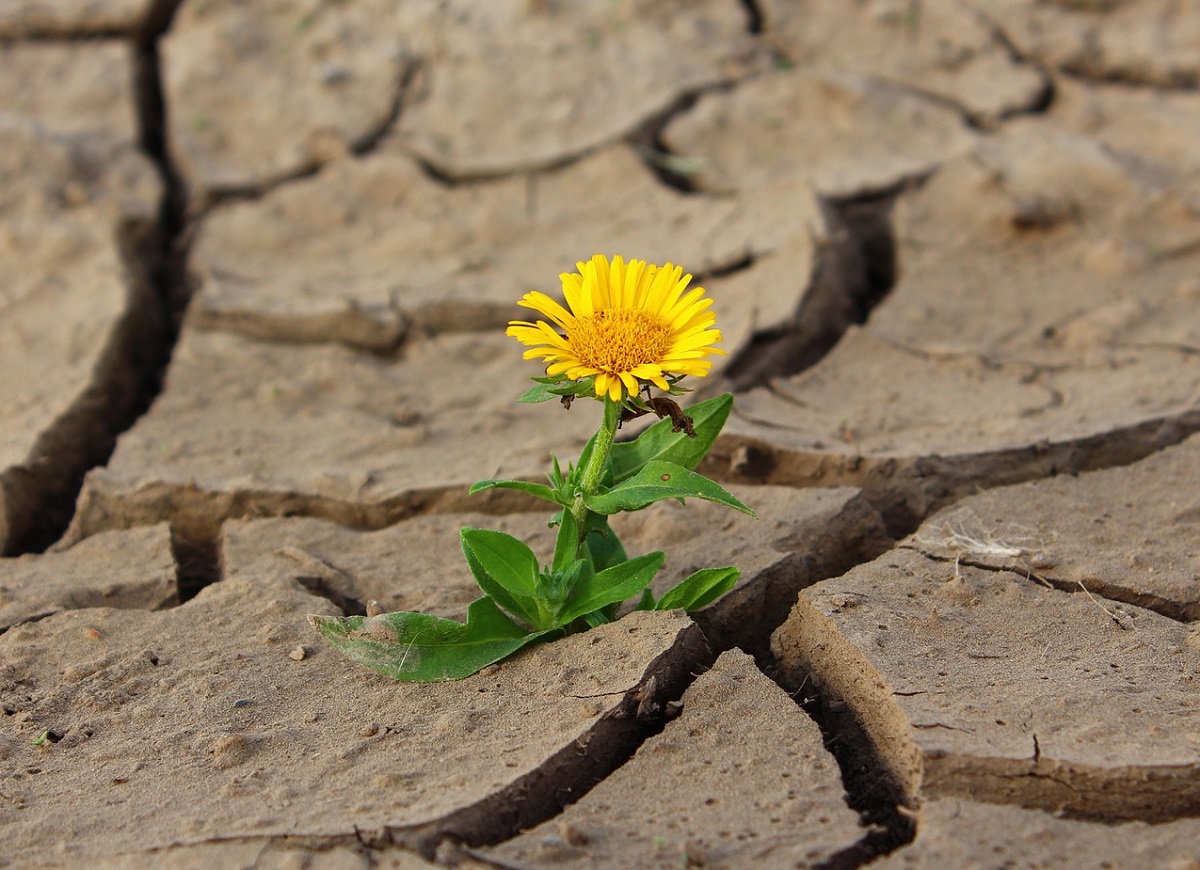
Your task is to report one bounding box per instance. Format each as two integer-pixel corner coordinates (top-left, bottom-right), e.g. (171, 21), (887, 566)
(2, 1), (1200, 868)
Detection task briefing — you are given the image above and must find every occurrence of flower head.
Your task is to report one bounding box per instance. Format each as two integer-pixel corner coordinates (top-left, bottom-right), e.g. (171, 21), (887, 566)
(507, 254), (725, 402)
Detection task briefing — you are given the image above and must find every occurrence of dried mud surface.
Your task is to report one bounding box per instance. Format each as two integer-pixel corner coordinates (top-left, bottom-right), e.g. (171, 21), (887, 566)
(3, 0), (1200, 867)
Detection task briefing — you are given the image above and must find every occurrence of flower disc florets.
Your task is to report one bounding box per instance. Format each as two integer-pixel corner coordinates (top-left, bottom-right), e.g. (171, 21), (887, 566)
(507, 254), (725, 402)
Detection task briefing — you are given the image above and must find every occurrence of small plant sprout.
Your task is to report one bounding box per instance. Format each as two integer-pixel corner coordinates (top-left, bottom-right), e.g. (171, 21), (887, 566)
(310, 254), (755, 681)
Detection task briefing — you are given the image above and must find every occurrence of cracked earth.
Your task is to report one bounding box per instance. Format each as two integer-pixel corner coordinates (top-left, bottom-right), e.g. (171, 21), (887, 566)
(3, 0), (1200, 867)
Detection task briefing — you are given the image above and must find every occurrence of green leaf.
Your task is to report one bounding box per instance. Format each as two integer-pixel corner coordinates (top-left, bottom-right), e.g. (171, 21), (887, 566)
(552, 509), (580, 572)
(610, 393), (732, 483)
(542, 558), (587, 609)
(460, 528), (545, 628)
(582, 610), (612, 628)
(583, 460), (756, 517)
(655, 567), (740, 612)
(517, 381), (563, 403)
(555, 551), (664, 626)
(469, 478), (565, 506)
(635, 588), (655, 611)
(518, 376), (597, 403)
(549, 454), (566, 490)
(309, 597), (547, 682)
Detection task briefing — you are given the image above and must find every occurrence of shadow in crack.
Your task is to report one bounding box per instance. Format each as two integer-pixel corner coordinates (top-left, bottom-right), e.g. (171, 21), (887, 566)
(2, 1), (194, 557)
(627, 86), (733, 195)
(171, 529), (220, 604)
(723, 191), (898, 392)
(763, 651), (917, 869)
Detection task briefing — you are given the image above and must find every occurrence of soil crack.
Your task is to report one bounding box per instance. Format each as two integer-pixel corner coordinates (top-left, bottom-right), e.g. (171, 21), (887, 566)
(722, 191), (899, 392)
(706, 403), (1200, 538)
(766, 650), (916, 868)
(391, 624), (711, 859)
(901, 543), (1191, 625)
(196, 56), (423, 214)
(626, 84), (737, 194)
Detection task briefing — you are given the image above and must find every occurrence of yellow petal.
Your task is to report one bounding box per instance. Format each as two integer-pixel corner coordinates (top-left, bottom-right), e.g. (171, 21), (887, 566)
(587, 254), (611, 310)
(560, 272), (589, 318)
(609, 255), (627, 308)
(660, 270), (693, 314)
(519, 291), (575, 329)
(629, 363), (664, 379)
(671, 329), (723, 353)
(511, 255), (725, 392)
(631, 259), (654, 307)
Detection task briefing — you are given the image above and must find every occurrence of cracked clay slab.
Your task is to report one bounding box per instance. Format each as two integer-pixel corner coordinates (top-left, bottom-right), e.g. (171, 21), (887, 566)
(1, 524), (176, 633)
(0, 42), (163, 554)
(218, 483), (890, 656)
(392, 0), (757, 178)
(487, 649), (863, 869)
(0, 0), (155, 36)
(713, 325), (1200, 531)
(1044, 76), (1200, 220)
(759, 0), (1048, 124)
(909, 431), (1200, 621)
(874, 797), (1200, 869)
(662, 67), (975, 198)
(870, 126), (1200, 359)
(772, 549), (1200, 820)
(188, 145), (810, 354)
(0, 41), (139, 142)
(986, 0), (1200, 88)
(711, 127), (1200, 528)
(65, 327), (600, 545)
(41, 841), (449, 869)
(0, 572), (707, 865)
(162, 0), (413, 205)
(163, 0), (756, 202)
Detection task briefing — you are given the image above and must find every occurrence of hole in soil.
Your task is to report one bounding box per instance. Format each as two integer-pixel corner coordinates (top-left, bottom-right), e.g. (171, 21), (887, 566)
(1021, 71), (1056, 117)
(295, 576), (367, 617)
(723, 191), (898, 391)
(171, 530), (220, 603)
(739, 0), (765, 34)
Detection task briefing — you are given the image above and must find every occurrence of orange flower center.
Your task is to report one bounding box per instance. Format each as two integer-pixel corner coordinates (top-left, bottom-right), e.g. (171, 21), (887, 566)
(570, 308), (673, 373)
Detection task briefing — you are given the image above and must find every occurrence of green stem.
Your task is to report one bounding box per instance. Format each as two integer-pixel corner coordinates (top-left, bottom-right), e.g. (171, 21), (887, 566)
(570, 398), (622, 548)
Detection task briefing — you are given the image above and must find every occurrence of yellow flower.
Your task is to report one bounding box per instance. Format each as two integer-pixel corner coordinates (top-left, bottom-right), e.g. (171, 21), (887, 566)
(507, 255), (725, 402)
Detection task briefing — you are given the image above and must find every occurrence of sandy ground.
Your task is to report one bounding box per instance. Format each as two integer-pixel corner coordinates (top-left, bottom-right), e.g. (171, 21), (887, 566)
(2, 1), (1200, 867)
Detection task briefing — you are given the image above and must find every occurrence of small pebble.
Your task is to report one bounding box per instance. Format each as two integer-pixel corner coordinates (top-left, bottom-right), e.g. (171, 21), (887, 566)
(558, 820), (589, 846)
(534, 835), (573, 861)
(233, 699), (251, 708)
(288, 645), (307, 661)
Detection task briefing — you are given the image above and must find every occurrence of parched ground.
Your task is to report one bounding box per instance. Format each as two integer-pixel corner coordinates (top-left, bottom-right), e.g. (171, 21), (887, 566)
(2, 1), (1200, 867)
